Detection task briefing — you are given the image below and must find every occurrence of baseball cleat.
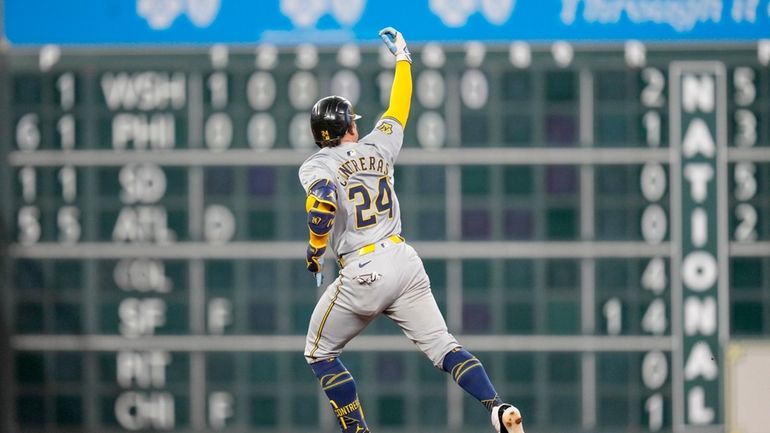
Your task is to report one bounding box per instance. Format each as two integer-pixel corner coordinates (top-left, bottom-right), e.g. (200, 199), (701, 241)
(491, 404), (524, 433)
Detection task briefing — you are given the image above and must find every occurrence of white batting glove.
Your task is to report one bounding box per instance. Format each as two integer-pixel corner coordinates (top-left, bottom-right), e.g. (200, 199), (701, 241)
(379, 27), (411, 63)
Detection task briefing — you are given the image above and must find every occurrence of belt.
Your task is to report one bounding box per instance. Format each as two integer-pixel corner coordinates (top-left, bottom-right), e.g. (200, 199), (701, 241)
(338, 234), (404, 267)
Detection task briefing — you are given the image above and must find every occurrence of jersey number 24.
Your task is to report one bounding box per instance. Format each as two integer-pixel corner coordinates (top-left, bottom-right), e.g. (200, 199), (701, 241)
(347, 177), (393, 229)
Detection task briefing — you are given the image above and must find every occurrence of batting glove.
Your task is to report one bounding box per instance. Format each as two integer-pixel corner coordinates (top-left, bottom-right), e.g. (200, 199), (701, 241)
(306, 244), (325, 274)
(379, 27), (411, 63)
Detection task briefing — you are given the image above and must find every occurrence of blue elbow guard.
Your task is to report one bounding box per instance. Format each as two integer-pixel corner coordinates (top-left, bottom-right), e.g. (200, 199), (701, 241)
(308, 207), (335, 236)
(307, 179), (337, 208)
(306, 179), (337, 236)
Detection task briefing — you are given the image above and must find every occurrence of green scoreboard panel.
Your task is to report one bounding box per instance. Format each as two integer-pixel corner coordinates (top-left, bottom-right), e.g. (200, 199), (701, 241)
(1, 43), (769, 433)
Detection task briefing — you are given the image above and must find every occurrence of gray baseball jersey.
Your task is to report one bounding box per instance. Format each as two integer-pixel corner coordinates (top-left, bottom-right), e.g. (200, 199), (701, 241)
(299, 118), (403, 256)
(299, 118), (458, 367)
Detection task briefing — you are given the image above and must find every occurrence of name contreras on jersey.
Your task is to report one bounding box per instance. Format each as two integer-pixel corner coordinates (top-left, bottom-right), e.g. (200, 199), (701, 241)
(336, 155), (391, 186)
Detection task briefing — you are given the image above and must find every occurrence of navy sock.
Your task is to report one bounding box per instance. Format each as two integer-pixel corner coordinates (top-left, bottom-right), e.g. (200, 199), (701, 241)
(442, 347), (502, 411)
(310, 358), (369, 433)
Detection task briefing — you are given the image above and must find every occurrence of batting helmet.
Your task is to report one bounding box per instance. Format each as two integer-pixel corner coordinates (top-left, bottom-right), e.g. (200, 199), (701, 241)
(310, 96), (362, 148)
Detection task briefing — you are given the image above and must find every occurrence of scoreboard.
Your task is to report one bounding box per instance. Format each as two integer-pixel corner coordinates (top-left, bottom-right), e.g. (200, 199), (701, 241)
(1, 42), (770, 433)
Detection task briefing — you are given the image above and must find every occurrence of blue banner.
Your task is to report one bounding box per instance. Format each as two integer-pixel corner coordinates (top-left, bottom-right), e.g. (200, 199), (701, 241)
(4, 0), (770, 45)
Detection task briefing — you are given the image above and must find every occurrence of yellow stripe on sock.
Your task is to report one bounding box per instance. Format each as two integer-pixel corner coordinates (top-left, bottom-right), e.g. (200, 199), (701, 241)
(454, 362), (482, 383)
(452, 358), (479, 381)
(321, 371), (351, 387)
(323, 376), (353, 391)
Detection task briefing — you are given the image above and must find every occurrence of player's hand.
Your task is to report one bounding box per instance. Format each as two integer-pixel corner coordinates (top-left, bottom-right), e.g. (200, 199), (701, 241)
(379, 27), (411, 63)
(306, 244), (326, 274)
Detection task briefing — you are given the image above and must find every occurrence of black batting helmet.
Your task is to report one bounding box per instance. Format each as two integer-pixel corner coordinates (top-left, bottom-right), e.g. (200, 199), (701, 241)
(310, 96), (362, 148)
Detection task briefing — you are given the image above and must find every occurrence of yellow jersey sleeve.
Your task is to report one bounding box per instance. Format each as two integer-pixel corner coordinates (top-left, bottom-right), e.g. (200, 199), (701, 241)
(381, 60), (412, 128)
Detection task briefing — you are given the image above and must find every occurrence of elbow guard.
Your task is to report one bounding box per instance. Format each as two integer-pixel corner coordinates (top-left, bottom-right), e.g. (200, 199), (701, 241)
(306, 179), (337, 238)
(308, 207), (334, 236)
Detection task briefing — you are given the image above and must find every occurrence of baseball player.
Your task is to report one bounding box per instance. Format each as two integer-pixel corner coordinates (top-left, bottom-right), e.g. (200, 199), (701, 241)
(299, 27), (525, 433)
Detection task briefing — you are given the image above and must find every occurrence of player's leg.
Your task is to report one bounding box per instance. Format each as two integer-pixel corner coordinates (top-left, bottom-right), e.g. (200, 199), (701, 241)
(385, 283), (503, 406)
(441, 347), (524, 432)
(385, 244), (525, 432)
(305, 277), (374, 433)
(441, 346), (502, 409)
(387, 287), (525, 432)
(309, 357), (369, 433)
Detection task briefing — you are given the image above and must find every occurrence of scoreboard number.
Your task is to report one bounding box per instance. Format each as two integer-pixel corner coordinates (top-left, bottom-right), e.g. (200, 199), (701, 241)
(417, 69), (446, 108)
(57, 115), (76, 150)
(734, 204), (758, 242)
(207, 298), (233, 334)
(641, 68), (665, 108)
(643, 111), (662, 147)
(642, 299), (667, 335)
(641, 257), (667, 295)
(205, 112), (233, 151)
(461, 69), (490, 109)
(645, 393), (665, 432)
(58, 166), (77, 202)
(289, 113), (314, 149)
(56, 72), (76, 110)
(640, 162), (666, 202)
(602, 297), (622, 335)
(247, 113), (277, 150)
(16, 113), (41, 151)
(208, 392), (235, 429)
(734, 109), (757, 147)
(207, 72), (229, 108)
(732, 67), (755, 106)
(731, 65), (760, 248)
(642, 350), (669, 390)
(733, 162), (757, 200)
(330, 69), (361, 105)
(18, 166), (36, 203)
(639, 63), (670, 433)
(641, 204), (667, 245)
(57, 206), (81, 244)
(204, 204), (236, 243)
(377, 71), (395, 107)
(417, 111), (447, 149)
(287, 71), (318, 109)
(246, 71), (276, 110)
(17, 205), (41, 245)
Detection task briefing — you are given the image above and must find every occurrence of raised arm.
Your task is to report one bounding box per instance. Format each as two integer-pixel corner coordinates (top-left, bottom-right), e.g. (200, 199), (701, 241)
(379, 27), (412, 128)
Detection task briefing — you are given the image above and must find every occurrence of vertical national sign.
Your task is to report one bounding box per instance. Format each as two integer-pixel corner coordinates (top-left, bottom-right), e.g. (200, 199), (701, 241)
(670, 62), (727, 432)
